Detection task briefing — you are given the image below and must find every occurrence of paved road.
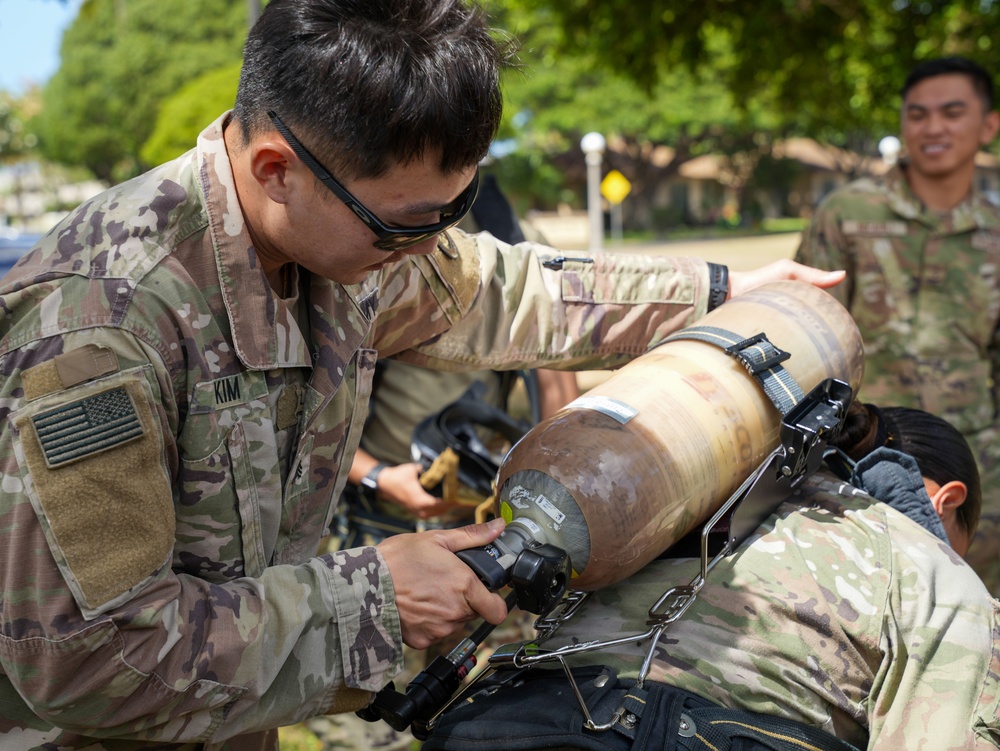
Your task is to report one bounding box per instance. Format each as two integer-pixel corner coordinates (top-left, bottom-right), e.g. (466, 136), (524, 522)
(602, 232), (801, 270)
(530, 211), (802, 270)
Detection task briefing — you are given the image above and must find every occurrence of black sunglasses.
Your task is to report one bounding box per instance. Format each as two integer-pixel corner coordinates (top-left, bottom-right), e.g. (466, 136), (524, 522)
(267, 111), (480, 251)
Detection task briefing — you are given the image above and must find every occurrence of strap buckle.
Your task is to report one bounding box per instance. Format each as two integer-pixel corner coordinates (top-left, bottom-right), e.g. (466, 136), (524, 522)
(724, 332), (791, 375)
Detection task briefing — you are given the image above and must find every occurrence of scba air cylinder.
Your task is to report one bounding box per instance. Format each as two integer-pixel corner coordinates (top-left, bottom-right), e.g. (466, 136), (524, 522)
(494, 280), (864, 591)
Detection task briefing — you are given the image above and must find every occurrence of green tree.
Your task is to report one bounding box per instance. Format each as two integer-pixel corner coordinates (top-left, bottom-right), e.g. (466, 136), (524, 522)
(0, 90), (42, 226)
(490, 3), (787, 231)
(141, 62), (241, 166)
(38, 0), (247, 183)
(0, 94), (39, 166)
(501, 0), (1000, 142)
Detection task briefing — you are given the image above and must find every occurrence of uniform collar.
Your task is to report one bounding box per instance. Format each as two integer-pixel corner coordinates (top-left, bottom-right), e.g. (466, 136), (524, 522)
(196, 112), (375, 372)
(850, 447), (951, 545)
(884, 162), (1000, 231)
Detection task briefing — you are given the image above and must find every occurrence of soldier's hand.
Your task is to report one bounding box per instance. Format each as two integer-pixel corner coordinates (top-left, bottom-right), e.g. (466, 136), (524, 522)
(729, 259), (846, 299)
(378, 462), (457, 519)
(378, 518), (508, 648)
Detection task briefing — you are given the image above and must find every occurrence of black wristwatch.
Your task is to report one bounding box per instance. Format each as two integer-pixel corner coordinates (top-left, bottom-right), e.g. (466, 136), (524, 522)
(706, 262), (730, 312)
(360, 462), (388, 497)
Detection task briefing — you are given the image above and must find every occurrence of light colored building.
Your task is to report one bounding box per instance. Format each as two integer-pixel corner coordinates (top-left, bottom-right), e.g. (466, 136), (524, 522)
(671, 138), (1000, 223)
(0, 161), (106, 233)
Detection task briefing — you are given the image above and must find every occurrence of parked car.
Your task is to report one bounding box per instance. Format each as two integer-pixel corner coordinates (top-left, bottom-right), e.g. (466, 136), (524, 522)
(0, 231), (41, 279)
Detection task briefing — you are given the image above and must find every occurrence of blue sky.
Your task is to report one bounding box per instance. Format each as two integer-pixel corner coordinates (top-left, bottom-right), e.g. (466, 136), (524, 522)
(0, 0), (85, 95)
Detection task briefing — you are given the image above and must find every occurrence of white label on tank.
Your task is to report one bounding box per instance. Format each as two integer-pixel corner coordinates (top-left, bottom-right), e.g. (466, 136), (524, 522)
(515, 517), (543, 536)
(534, 494), (566, 524)
(566, 395), (637, 424)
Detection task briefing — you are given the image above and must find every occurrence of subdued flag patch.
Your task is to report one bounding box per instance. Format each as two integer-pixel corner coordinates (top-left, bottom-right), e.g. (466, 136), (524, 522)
(32, 386), (145, 468)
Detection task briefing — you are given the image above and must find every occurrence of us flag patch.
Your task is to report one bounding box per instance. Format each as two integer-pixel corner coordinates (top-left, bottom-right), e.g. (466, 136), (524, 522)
(32, 386), (144, 468)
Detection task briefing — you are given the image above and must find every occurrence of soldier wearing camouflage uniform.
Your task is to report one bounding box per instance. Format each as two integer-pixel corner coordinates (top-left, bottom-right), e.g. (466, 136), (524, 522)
(794, 56), (1000, 593)
(0, 1), (842, 749)
(424, 407), (1000, 750)
(322, 184), (575, 749)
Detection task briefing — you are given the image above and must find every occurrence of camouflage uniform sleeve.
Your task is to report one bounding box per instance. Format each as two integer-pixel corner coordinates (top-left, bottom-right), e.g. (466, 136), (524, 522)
(867, 509), (1000, 749)
(374, 229), (711, 370)
(0, 328), (390, 743)
(795, 199), (852, 309)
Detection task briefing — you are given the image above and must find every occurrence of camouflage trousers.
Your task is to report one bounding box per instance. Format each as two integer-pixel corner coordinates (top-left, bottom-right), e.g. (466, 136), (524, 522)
(963, 426), (1000, 596)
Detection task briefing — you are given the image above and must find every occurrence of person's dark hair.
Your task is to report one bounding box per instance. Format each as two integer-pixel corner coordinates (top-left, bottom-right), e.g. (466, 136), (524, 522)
(233, 0), (515, 180)
(903, 56), (995, 112)
(832, 401), (981, 537)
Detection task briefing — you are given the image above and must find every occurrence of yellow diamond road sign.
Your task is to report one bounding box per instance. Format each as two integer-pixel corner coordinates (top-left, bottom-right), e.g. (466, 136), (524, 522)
(601, 170), (632, 205)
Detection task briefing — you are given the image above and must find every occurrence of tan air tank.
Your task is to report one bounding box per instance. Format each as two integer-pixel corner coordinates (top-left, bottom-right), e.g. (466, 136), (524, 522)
(493, 280), (864, 592)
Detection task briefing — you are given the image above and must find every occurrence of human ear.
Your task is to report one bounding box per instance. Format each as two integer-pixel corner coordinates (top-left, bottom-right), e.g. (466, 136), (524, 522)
(980, 109), (1000, 147)
(249, 140), (295, 204)
(929, 480), (967, 518)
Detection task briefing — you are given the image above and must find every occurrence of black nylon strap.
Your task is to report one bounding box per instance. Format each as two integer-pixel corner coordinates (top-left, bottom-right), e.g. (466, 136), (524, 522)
(422, 666), (865, 751)
(664, 326), (804, 416)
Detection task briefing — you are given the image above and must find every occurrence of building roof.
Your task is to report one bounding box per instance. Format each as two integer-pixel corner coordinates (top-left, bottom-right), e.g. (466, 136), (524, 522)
(673, 137), (999, 181)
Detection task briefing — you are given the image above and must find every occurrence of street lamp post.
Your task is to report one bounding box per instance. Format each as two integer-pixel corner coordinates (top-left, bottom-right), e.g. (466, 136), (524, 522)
(878, 136), (901, 166)
(580, 132), (606, 252)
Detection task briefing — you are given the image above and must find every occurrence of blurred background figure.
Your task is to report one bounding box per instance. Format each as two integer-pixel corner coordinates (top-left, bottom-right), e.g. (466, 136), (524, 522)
(794, 56), (1000, 593)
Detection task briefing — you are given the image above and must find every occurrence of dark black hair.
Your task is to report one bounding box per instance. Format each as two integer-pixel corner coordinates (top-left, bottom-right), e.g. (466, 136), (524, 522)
(233, 0), (515, 180)
(903, 56), (995, 112)
(833, 402), (981, 537)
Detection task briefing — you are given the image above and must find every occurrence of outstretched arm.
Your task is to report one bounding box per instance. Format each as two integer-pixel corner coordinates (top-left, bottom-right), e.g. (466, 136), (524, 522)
(729, 259), (845, 300)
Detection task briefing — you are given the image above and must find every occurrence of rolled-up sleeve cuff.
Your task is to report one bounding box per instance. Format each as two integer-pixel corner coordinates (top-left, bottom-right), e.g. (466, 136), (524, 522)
(325, 546), (404, 692)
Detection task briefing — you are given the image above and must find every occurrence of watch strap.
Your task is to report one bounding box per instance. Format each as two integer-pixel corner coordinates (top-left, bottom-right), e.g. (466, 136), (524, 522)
(706, 262), (730, 312)
(361, 462), (388, 495)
